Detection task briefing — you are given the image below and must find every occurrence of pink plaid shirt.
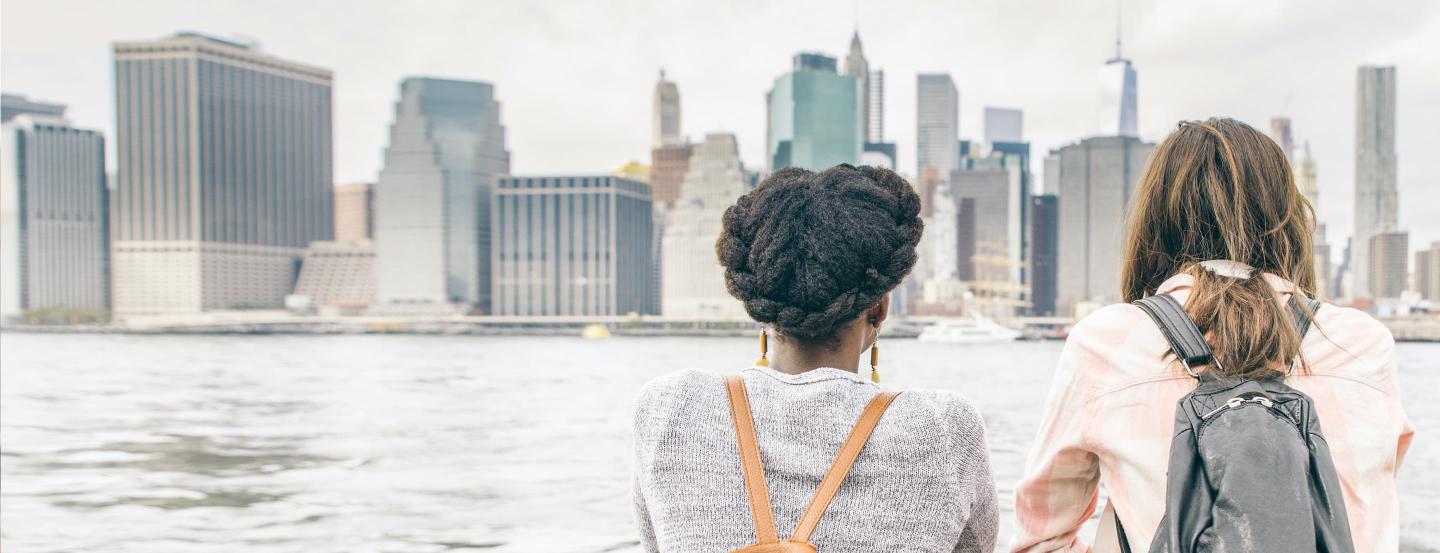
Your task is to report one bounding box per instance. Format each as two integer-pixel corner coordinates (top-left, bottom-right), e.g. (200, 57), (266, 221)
(1011, 272), (1415, 552)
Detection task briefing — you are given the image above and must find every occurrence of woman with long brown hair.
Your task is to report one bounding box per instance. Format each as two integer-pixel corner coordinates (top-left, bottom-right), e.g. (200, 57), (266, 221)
(1011, 118), (1413, 552)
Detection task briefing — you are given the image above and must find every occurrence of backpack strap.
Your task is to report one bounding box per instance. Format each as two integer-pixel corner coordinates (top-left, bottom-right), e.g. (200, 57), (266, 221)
(724, 374), (901, 546)
(1133, 293), (1213, 374)
(725, 374), (780, 544)
(790, 389), (901, 543)
(1289, 295), (1322, 338)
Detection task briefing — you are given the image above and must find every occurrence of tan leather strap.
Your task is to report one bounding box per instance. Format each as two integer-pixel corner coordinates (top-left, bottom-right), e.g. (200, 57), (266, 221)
(789, 389), (901, 543)
(725, 374), (780, 544)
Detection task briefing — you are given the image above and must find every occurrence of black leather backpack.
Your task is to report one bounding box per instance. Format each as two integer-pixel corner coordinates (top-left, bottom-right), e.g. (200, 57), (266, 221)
(1117, 293), (1356, 553)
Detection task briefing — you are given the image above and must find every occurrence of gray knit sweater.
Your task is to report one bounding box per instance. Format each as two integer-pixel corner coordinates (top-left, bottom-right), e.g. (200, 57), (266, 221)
(632, 366), (998, 552)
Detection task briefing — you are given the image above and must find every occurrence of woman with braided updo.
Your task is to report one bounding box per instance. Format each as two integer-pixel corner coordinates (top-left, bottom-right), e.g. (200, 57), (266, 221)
(632, 165), (998, 552)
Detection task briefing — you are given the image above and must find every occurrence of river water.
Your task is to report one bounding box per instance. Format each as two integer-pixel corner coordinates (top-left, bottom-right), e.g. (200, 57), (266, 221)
(1, 333), (1435, 552)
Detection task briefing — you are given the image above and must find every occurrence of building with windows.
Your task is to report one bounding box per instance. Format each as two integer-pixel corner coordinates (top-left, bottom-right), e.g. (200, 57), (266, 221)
(334, 182), (374, 241)
(1415, 242), (1440, 301)
(952, 153), (1027, 318)
(1049, 135), (1154, 312)
(110, 32), (333, 315)
(916, 73), (959, 179)
(1368, 231), (1408, 300)
(291, 240), (375, 314)
(767, 53), (861, 171)
(650, 143), (692, 206)
(1353, 65), (1398, 299)
(984, 107), (1023, 146)
(662, 134), (748, 320)
(373, 77), (509, 314)
(1029, 195), (1058, 316)
(0, 95), (109, 321)
(653, 70), (682, 147)
(491, 175), (655, 316)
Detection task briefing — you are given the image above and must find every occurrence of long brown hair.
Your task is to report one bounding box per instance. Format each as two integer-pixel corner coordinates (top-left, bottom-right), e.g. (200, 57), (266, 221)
(1121, 118), (1316, 379)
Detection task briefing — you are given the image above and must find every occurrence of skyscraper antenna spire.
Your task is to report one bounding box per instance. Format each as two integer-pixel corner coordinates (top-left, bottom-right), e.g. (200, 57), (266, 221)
(1115, 0), (1123, 60)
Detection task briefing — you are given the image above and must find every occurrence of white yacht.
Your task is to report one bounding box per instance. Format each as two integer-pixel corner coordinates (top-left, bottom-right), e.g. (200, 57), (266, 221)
(917, 314), (1022, 343)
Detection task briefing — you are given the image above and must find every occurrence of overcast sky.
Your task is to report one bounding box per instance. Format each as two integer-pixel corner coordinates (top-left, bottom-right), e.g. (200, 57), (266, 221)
(2, 0), (1437, 253)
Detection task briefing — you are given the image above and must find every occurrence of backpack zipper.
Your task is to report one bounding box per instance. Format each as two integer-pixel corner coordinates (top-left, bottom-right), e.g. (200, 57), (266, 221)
(1201, 396), (1274, 419)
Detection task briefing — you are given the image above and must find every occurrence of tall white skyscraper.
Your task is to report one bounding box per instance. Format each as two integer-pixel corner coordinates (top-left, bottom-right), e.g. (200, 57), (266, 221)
(662, 133), (749, 320)
(1099, 2), (1138, 137)
(917, 73), (959, 178)
(1352, 65), (1398, 299)
(374, 77), (509, 313)
(652, 70), (682, 147)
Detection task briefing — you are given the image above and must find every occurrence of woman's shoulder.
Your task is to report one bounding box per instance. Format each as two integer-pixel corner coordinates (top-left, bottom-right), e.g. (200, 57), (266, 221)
(894, 388), (987, 440)
(636, 368), (724, 408)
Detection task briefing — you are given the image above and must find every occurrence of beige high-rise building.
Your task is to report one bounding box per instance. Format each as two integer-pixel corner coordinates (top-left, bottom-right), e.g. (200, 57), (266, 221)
(661, 134), (748, 320)
(650, 143), (693, 206)
(652, 70), (682, 147)
(1415, 243), (1440, 301)
(334, 183), (374, 241)
(110, 33), (333, 315)
(1368, 231), (1408, 299)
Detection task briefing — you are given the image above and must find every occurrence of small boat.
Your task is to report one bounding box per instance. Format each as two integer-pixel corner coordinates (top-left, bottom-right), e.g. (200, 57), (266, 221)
(917, 314), (1022, 343)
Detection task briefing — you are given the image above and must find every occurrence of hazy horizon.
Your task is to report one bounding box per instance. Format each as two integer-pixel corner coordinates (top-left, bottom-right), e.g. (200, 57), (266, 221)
(2, 0), (1437, 255)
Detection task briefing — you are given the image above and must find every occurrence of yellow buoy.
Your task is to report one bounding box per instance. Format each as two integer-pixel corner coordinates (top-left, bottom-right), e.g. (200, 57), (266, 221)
(581, 324), (611, 339)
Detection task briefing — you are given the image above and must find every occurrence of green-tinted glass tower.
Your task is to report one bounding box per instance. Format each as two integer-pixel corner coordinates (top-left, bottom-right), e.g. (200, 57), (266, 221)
(766, 53), (861, 171)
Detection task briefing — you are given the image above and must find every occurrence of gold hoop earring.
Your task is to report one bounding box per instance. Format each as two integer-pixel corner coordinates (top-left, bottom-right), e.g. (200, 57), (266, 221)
(870, 340), (880, 383)
(755, 328), (770, 367)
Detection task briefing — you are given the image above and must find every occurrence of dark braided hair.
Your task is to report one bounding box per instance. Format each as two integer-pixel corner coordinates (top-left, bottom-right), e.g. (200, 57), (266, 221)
(716, 164), (924, 341)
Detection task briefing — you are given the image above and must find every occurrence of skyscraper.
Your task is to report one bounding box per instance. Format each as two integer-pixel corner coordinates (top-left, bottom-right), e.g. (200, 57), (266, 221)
(662, 133), (748, 320)
(1353, 65), (1398, 299)
(1294, 142), (1329, 296)
(650, 143), (693, 206)
(653, 70), (682, 147)
(1415, 242), (1440, 301)
(111, 33), (333, 315)
(373, 77), (509, 314)
(984, 107), (1023, 146)
(952, 153), (1028, 318)
(843, 32), (872, 142)
(1269, 116), (1296, 163)
(916, 73), (959, 178)
(1050, 135), (1155, 312)
(1099, 4), (1138, 137)
(491, 175), (655, 316)
(768, 53), (862, 171)
(334, 182), (374, 241)
(1368, 231), (1408, 299)
(867, 70), (885, 143)
(1029, 195), (1059, 316)
(0, 95), (109, 321)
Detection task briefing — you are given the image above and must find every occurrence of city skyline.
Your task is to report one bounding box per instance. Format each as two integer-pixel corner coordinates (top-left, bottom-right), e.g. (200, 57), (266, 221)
(1, 0), (1437, 256)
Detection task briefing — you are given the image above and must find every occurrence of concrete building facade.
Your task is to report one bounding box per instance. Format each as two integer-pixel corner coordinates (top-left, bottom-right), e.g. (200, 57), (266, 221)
(110, 33), (333, 315)
(653, 70), (682, 147)
(661, 134), (748, 320)
(1353, 65), (1398, 299)
(1050, 136), (1154, 312)
(916, 73), (959, 179)
(373, 77), (509, 314)
(1, 96), (109, 321)
(1368, 231), (1408, 300)
(491, 175), (655, 317)
(334, 182), (374, 241)
(650, 143), (693, 206)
